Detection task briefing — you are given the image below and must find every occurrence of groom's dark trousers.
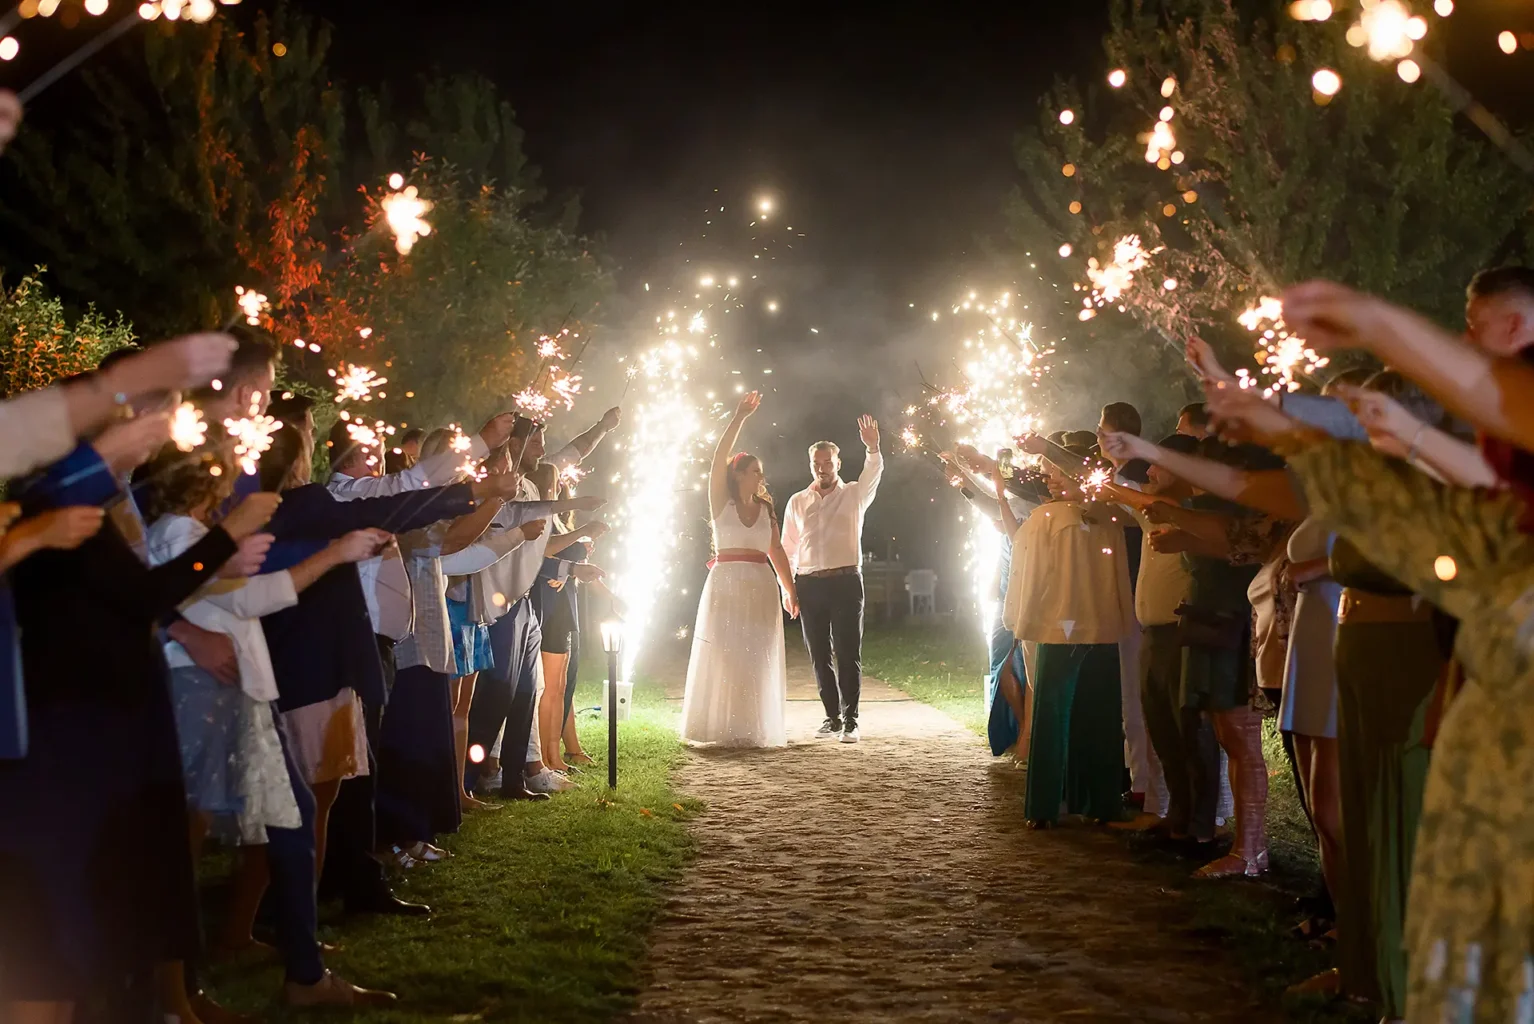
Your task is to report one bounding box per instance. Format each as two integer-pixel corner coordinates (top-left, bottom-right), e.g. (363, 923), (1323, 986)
(796, 568), (864, 726)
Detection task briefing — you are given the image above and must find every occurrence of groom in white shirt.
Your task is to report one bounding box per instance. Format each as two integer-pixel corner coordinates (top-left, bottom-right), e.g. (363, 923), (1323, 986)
(781, 415), (882, 743)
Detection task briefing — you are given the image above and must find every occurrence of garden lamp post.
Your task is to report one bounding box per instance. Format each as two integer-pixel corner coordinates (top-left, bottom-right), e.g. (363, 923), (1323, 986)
(600, 620), (623, 789)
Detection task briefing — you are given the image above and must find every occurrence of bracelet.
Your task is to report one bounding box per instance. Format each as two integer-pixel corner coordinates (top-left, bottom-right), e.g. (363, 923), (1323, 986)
(1406, 423), (1427, 463)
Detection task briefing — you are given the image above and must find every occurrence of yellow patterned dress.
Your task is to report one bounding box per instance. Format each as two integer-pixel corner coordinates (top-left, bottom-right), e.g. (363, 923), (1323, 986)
(1287, 438), (1534, 1023)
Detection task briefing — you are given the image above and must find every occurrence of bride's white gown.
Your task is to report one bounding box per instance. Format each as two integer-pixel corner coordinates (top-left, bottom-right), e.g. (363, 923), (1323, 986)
(679, 502), (789, 747)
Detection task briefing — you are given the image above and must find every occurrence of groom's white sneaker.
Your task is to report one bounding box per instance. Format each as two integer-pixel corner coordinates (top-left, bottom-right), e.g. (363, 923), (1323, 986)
(816, 719), (843, 739)
(839, 725), (860, 744)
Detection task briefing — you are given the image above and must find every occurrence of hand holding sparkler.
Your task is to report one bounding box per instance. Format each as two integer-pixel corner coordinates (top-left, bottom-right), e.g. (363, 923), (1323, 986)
(472, 472), (525, 502)
(1279, 281), (1396, 355)
(1185, 336), (1237, 388)
(1016, 432), (1050, 458)
(222, 492), (283, 540)
(105, 332), (236, 397)
(219, 532), (275, 579)
(330, 528), (391, 564)
(91, 411), (172, 475)
(21, 507), (106, 552)
(1204, 382), (1303, 446)
(479, 412), (520, 449)
(578, 520), (611, 542)
(519, 519), (548, 541)
(1329, 383), (1422, 459)
(571, 563), (606, 583)
(565, 494), (608, 513)
(599, 406), (623, 431)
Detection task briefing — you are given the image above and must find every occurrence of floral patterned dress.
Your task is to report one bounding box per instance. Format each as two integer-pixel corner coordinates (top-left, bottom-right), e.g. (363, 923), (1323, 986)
(1288, 438), (1534, 1023)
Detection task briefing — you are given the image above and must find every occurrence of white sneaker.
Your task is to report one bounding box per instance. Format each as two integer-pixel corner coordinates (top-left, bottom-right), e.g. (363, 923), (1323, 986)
(840, 726), (860, 744)
(475, 769), (503, 795)
(525, 768), (577, 794)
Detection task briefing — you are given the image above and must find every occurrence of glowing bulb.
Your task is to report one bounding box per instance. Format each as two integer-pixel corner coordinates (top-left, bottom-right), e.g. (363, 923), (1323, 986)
(766, 300), (779, 313)
(1405, 15), (1427, 39)
(388, 172), (404, 190)
(271, 41), (287, 57)
(1059, 109), (1075, 125)
(1069, 201), (1082, 214)
(1058, 243), (1073, 257)
(1433, 0), (1452, 14)
(1062, 162), (1076, 177)
(1163, 278), (1178, 291)
(469, 744), (485, 764)
(1160, 76), (1176, 97)
(1107, 68), (1126, 87)
(1397, 58), (1421, 82)
(1159, 105), (1174, 121)
(1499, 31), (1517, 54)
(0, 37), (16, 60)
(1312, 68), (1342, 95)
(84, 0), (107, 13)
(1182, 189), (1198, 203)
(1434, 555), (1457, 581)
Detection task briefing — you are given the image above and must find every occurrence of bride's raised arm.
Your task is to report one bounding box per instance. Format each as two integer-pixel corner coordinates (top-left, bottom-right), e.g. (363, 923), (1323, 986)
(709, 390), (760, 520)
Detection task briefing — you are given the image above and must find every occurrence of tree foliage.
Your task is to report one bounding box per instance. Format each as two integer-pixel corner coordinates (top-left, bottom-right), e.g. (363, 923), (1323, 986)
(0, 268), (135, 399)
(1008, 0), (1534, 385)
(0, 2), (610, 430)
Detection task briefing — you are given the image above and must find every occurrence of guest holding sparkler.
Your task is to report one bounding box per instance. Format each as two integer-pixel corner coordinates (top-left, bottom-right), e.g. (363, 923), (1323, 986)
(996, 444), (1134, 826)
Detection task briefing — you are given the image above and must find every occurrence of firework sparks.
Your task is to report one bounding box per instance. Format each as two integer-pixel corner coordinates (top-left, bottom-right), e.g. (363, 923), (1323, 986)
(381, 182), (432, 254)
(1236, 296), (1331, 394)
(170, 402), (207, 453)
(549, 369), (583, 410)
(1082, 466), (1112, 498)
(609, 339), (707, 682)
(559, 463), (587, 487)
(536, 335), (565, 359)
(234, 285), (268, 326)
(329, 363), (388, 404)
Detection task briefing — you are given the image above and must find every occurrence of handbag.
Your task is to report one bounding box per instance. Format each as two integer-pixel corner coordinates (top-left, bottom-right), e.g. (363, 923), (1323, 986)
(1175, 602), (1246, 652)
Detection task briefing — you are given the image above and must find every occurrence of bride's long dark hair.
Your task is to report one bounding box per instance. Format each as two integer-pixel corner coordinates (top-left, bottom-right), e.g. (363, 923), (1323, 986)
(725, 452), (776, 525)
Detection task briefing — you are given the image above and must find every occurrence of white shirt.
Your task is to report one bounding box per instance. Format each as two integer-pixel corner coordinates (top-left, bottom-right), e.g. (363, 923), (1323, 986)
(1002, 500), (1135, 645)
(327, 436), (490, 639)
(781, 449), (883, 575)
(146, 515), (298, 701)
(475, 444), (582, 620)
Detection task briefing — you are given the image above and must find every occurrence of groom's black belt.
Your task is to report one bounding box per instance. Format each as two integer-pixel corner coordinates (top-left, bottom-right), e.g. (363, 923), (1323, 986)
(798, 566), (860, 579)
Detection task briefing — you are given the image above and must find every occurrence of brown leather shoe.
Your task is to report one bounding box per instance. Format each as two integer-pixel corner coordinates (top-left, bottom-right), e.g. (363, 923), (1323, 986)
(284, 970), (398, 1007)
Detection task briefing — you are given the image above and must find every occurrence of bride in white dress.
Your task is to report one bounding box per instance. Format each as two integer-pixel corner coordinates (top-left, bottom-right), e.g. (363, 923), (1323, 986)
(680, 391), (799, 747)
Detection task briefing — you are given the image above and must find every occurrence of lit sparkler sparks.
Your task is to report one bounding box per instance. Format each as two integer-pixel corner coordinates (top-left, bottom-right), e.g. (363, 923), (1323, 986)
(170, 401), (207, 452)
(1083, 235), (1163, 312)
(537, 336), (565, 360)
(223, 412), (282, 476)
(234, 286), (268, 326)
(381, 181), (432, 254)
(1082, 466), (1112, 498)
(329, 363), (388, 403)
(1236, 296), (1331, 394)
(514, 389), (552, 417)
(548, 368), (583, 410)
(559, 463), (587, 487)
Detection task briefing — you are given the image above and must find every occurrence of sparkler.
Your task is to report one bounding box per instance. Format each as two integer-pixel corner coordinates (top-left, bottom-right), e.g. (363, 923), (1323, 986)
(1080, 235), (1163, 320)
(548, 368), (583, 410)
(232, 286), (268, 327)
(380, 182), (432, 254)
(1081, 466), (1112, 498)
(329, 363), (387, 404)
(537, 336), (565, 360)
(513, 388), (552, 417)
(223, 412), (282, 476)
(170, 401), (207, 452)
(1236, 296), (1330, 394)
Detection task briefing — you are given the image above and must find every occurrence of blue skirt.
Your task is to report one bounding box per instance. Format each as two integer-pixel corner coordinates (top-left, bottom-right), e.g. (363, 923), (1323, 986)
(985, 625), (1024, 756)
(170, 665), (245, 817)
(447, 597), (494, 676)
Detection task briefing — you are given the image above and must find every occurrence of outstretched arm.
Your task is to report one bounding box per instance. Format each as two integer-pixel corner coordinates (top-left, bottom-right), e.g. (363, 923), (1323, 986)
(566, 406), (623, 462)
(1101, 429), (1305, 521)
(709, 391), (760, 521)
(857, 414), (883, 507)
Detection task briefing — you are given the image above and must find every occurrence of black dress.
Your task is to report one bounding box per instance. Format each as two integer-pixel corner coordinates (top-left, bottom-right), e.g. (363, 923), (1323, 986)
(0, 516), (237, 1005)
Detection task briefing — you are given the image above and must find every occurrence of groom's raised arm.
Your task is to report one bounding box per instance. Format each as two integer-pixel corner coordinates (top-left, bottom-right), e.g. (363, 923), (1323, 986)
(856, 414), (883, 508)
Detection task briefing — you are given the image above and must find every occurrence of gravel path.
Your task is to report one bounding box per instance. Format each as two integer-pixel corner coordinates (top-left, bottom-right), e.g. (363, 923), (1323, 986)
(629, 653), (1277, 1023)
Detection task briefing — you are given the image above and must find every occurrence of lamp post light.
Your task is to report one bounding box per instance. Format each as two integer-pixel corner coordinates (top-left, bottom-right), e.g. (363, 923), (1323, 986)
(600, 620), (624, 789)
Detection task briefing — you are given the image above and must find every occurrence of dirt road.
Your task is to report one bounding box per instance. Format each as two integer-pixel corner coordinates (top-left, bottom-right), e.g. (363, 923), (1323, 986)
(629, 652), (1276, 1023)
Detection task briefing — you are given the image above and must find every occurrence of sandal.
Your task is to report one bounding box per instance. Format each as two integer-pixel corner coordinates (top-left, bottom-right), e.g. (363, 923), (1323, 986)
(1194, 849), (1269, 879)
(566, 752), (596, 766)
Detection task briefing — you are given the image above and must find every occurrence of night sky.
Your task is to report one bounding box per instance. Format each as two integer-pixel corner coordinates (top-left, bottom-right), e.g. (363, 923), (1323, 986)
(289, 1), (1114, 606)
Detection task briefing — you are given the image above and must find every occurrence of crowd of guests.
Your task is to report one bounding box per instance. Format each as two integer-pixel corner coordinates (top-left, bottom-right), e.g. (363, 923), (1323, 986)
(0, 321), (622, 1021)
(938, 265), (1534, 1023)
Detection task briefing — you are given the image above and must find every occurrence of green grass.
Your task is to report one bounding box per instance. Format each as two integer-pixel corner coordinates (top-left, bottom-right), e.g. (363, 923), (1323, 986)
(863, 625), (1367, 1023)
(205, 671), (696, 1023)
(861, 623), (991, 734)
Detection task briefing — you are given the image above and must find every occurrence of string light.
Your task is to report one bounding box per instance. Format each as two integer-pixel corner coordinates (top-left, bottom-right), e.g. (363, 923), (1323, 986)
(1498, 31), (1517, 54)
(1059, 109), (1075, 125)
(1108, 68), (1127, 87)
(1312, 67), (1343, 96)
(1397, 58), (1421, 82)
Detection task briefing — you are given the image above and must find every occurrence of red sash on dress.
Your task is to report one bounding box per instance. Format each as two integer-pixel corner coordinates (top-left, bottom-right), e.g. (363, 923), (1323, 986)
(706, 551), (770, 570)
